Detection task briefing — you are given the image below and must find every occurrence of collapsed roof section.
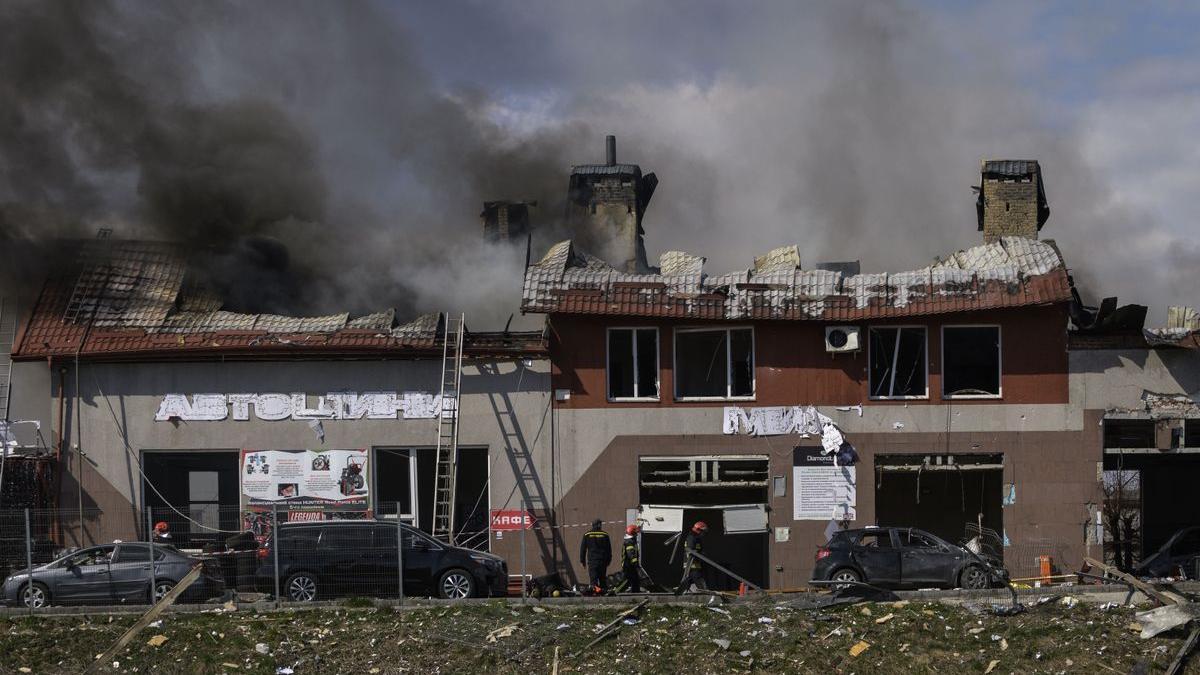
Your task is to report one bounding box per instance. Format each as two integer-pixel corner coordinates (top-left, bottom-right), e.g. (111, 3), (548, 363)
(522, 236), (1072, 320)
(1144, 306), (1200, 349)
(13, 240), (545, 360)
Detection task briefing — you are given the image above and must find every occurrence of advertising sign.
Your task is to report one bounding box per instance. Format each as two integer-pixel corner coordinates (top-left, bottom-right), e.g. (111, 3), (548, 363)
(490, 509), (535, 531)
(241, 449), (370, 511)
(792, 446), (856, 521)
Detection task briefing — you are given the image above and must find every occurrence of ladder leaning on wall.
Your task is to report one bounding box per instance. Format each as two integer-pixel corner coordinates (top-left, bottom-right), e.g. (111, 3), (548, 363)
(431, 312), (465, 543)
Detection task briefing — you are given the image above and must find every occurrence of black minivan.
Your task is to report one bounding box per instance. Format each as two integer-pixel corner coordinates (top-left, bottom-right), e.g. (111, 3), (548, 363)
(257, 520), (507, 601)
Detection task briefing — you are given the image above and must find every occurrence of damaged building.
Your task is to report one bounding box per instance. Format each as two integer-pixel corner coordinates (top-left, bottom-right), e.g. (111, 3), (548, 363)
(521, 157), (1109, 588)
(2, 238), (554, 572)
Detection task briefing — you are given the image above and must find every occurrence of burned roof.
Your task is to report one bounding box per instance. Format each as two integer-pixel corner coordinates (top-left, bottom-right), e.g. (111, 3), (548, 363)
(522, 236), (1072, 321)
(13, 240), (545, 360)
(982, 160), (1040, 177)
(570, 163), (643, 177)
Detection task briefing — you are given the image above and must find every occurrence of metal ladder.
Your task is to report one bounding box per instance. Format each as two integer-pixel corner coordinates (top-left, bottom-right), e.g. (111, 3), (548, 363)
(432, 313), (465, 543)
(0, 297), (16, 420)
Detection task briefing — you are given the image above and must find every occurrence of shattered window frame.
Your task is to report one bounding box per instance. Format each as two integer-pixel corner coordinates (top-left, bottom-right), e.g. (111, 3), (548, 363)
(867, 325), (929, 400)
(941, 325), (1003, 399)
(606, 327), (660, 401)
(672, 326), (756, 401)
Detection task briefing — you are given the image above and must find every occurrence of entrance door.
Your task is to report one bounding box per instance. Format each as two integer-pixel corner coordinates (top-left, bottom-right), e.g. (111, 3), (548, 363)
(875, 455), (1003, 546)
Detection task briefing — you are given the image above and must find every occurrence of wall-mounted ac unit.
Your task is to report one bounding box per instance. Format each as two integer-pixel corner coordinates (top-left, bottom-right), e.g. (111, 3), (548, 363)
(824, 326), (861, 353)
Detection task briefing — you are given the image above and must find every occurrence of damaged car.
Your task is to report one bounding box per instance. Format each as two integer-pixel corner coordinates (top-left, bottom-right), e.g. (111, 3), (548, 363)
(811, 526), (1009, 590)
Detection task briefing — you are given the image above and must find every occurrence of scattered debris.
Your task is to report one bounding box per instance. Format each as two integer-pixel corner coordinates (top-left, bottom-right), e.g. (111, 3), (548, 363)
(713, 639), (731, 651)
(555, 623), (571, 631)
(875, 613), (895, 624)
(707, 606), (731, 616)
(147, 635), (169, 647)
(1166, 626), (1200, 675)
(985, 659), (1000, 674)
(849, 640), (871, 657)
(1137, 604), (1200, 639)
(486, 624), (521, 643)
(757, 617), (774, 624)
(255, 642), (270, 655)
(1060, 596), (1078, 609)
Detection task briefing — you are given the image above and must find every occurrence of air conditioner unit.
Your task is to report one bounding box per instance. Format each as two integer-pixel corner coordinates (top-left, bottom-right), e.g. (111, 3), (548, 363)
(824, 326), (860, 353)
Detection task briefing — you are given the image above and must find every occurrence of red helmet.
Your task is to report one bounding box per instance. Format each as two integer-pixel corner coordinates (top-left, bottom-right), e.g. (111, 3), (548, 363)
(626, 525), (640, 536)
(154, 521), (169, 532)
(692, 521), (708, 533)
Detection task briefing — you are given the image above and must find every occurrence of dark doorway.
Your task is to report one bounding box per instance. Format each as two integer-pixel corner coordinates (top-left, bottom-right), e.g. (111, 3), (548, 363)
(374, 447), (416, 521)
(875, 455), (1003, 547)
(142, 451), (239, 547)
(639, 508), (769, 591)
(406, 447), (489, 549)
(1105, 453), (1200, 564)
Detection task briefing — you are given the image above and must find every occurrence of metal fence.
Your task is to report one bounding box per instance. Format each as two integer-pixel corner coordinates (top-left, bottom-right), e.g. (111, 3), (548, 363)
(0, 504), (513, 612)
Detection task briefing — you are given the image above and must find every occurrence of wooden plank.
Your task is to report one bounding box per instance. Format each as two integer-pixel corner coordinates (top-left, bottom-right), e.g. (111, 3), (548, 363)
(569, 599), (650, 658)
(84, 564), (203, 673)
(1084, 557), (1185, 606)
(1166, 626), (1200, 675)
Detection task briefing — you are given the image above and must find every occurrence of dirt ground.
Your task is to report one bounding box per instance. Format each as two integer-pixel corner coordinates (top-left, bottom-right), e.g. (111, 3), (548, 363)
(1, 596), (1196, 674)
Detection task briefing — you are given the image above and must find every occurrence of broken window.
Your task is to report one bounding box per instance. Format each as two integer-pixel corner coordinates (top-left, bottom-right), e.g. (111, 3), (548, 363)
(1103, 420), (1156, 448)
(674, 327), (754, 399)
(869, 327), (927, 398)
(1186, 420), (1200, 448)
(607, 328), (659, 399)
(857, 532), (893, 549)
(942, 326), (1001, 397)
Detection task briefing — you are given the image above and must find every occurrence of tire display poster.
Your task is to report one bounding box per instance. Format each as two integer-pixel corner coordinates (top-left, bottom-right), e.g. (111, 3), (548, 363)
(793, 446), (856, 521)
(240, 449), (369, 511)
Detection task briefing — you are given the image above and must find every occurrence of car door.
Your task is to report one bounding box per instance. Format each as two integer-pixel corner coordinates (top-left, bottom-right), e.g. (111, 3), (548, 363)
(53, 546), (116, 603)
(317, 526), (375, 595)
(109, 543), (160, 601)
(400, 526), (438, 595)
(898, 529), (962, 587)
(849, 530), (900, 585)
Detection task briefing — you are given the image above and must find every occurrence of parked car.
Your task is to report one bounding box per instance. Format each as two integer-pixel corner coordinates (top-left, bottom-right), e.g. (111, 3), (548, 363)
(811, 526), (1009, 590)
(257, 520), (507, 601)
(1135, 527), (1200, 579)
(1, 542), (225, 608)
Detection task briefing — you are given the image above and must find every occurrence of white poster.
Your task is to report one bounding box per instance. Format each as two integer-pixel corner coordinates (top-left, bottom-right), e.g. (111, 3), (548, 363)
(792, 447), (856, 521)
(241, 449), (369, 510)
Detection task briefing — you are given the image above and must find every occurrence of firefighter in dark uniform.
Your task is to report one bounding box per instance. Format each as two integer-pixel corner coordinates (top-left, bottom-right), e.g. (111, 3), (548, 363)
(580, 519), (612, 594)
(679, 521), (709, 593)
(621, 525), (642, 593)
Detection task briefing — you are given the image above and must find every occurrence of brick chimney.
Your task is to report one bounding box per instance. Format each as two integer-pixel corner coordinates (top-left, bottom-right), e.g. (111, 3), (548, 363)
(564, 135), (658, 272)
(977, 160), (1049, 243)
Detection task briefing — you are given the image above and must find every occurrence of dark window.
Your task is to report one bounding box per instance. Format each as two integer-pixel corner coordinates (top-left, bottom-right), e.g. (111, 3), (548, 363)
(112, 543), (166, 563)
(869, 327), (927, 398)
(1172, 530), (1200, 557)
(857, 532), (893, 549)
(1103, 420), (1156, 448)
(942, 326), (1001, 397)
(1186, 420), (1200, 448)
(896, 531), (940, 549)
(675, 328), (754, 399)
(607, 328), (659, 399)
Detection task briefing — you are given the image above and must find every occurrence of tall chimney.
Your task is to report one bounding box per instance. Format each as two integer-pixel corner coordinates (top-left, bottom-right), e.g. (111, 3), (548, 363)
(605, 135), (616, 167)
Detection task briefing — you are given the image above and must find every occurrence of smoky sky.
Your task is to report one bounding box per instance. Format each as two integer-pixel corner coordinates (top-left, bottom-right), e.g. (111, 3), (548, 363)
(1, 1), (1196, 327)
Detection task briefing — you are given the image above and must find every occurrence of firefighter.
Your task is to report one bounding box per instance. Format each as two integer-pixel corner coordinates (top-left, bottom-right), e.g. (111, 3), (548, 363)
(152, 521), (172, 544)
(579, 519), (612, 594)
(621, 524), (642, 593)
(679, 521), (708, 593)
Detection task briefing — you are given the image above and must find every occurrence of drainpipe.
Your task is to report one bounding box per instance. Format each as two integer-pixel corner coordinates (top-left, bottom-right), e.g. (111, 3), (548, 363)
(54, 359), (65, 543)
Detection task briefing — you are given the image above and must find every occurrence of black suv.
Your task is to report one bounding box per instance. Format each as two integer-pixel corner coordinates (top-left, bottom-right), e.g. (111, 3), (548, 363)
(256, 520), (507, 601)
(811, 526), (1008, 590)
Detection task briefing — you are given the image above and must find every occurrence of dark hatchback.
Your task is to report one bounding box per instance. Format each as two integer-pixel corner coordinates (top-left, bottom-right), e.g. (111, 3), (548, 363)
(2, 542), (224, 608)
(811, 526), (1008, 590)
(257, 520), (507, 601)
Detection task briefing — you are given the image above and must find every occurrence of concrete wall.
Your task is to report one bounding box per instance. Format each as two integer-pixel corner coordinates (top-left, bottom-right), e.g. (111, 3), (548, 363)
(1070, 348), (1200, 410)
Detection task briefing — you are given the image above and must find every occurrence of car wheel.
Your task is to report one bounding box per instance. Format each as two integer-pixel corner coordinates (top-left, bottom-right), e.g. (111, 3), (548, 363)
(960, 565), (989, 590)
(438, 569), (476, 599)
(21, 582), (49, 609)
(830, 568), (861, 589)
(153, 580), (175, 603)
(285, 572), (319, 602)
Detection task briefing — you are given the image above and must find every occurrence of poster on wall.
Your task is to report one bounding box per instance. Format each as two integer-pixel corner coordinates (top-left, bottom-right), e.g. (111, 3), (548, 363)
(240, 449), (370, 511)
(793, 447), (856, 521)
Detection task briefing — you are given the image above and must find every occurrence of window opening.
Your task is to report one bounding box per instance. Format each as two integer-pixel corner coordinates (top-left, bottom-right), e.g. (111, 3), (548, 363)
(942, 326), (1000, 397)
(869, 327), (927, 398)
(607, 328), (659, 399)
(675, 328), (754, 399)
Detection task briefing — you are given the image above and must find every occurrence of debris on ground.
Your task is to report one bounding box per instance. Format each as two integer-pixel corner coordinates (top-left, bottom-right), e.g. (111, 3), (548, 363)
(849, 640), (870, 657)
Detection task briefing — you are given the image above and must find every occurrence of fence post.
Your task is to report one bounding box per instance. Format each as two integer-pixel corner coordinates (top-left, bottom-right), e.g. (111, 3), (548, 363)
(24, 508), (32, 615)
(146, 506), (156, 604)
(395, 502), (404, 606)
(272, 505), (281, 608)
(520, 499), (527, 604)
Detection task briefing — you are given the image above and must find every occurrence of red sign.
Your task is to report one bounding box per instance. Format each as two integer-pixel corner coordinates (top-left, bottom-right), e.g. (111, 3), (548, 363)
(490, 509), (535, 531)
